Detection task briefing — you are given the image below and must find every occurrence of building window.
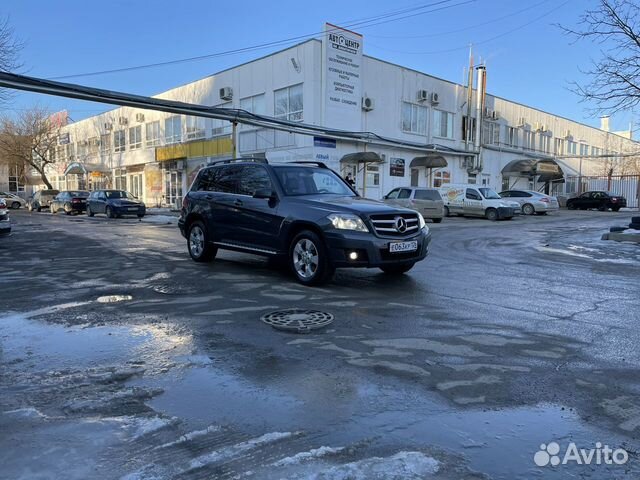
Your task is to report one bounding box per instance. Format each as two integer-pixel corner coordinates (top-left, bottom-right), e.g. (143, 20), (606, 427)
(506, 126), (518, 147)
(8, 165), (25, 192)
(186, 116), (206, 140)
(129, 126), (142, 150)
(402, 102), (427, 135)
(483, 122), (500, 145)
(100, 134), (111, 154)
(77, 141), (88, 158)
(433, 170), (450, 188)
(591, 146), (601, 156)
(145, 121), (161, 147)
(461, 116), (477, 142)
(555, 137), (565, 155)
(114, 168), (127, 190)
(579, 143), (589, 156)
(274, 84), (303, 121)
(88, 137), (99, 156)
(65, 143), (75, 160)
(212, 103), (232, 136)
(114, 130), (126, 153)
(522, 130), (533, 150)
(567, 140), (577, 155)
(433, 110), (454, 139)
(239, 128), (275, 152)
(539, 134), (550, 153)
(240, 94), (266, 115)
(164, 115), (182, 144)
(366, 164), (380, 187)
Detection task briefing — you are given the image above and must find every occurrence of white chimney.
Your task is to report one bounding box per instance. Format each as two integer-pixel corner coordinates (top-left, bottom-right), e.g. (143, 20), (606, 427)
(600, 116), (610, 132)
(474, 65), (486, 151)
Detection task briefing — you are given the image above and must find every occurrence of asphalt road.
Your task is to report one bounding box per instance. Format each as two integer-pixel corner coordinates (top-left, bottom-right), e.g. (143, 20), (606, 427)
(1, 208), (639, 479)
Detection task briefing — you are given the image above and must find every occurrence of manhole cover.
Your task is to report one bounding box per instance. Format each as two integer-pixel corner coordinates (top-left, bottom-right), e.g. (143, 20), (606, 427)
(261, 309), (334, 333)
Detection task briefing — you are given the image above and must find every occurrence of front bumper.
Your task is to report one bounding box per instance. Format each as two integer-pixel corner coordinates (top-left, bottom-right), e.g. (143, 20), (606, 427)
(324, 227), (431, 268)
(114, 206), (145, 216)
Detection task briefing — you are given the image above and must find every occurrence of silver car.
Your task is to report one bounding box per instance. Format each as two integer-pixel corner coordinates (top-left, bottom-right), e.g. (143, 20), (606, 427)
(383, 187), (444, 223)
(499, 190), (560, 215)
(0, 199), (10, 235)
(0, 191), (26, 209)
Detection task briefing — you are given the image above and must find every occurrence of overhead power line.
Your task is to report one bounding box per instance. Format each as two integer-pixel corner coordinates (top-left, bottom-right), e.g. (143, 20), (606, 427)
(48, 0), (474, 80)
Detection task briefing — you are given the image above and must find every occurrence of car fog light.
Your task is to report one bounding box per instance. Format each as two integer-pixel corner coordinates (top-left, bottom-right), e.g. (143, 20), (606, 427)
(349, 251), (358, 260)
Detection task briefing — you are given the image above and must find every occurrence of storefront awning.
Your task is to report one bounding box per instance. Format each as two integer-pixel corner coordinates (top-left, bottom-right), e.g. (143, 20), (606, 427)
(410, 155), (448, 169)
(501, 159), (563, 180)
(64, 162), (87, 175)
(340, 152), (384, 164)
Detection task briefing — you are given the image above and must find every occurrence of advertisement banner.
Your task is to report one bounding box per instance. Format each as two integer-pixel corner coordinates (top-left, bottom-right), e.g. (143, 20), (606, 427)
(323, 23), (363, 130)
(390, 158), (405, 177)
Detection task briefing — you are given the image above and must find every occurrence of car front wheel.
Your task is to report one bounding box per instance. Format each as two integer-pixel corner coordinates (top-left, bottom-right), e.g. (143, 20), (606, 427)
(485, 208), (498, 221)
(11, 202), (20, 209)
(522, 203), (535, 215)
(290, 230), (334, 286)
(188, 221), (216, 262)
(106, 206), (115, 218)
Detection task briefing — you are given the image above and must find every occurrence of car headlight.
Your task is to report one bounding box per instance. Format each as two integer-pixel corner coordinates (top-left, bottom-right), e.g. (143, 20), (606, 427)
(328, 213), (369, 232)
(417, 212), (426, 230)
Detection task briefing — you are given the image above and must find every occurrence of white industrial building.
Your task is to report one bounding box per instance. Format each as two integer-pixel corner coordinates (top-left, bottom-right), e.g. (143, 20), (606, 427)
(26, 24), (639, 207)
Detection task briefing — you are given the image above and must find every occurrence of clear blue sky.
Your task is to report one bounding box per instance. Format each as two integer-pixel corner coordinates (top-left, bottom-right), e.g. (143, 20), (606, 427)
(2, 0), (634, 132)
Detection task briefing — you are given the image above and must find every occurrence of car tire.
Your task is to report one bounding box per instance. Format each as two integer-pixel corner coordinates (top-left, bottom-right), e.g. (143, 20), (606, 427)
(65, 204), (72, 215)
(485, 208), (498, 221)
(433, 218), (443, 223)
(522, 203), (535, 215)
(380, 262), (415, 275)
(290, 230), (334, 286)
(567, 202), (576, 210)
(187, 221), (216, 262)
(106, 206), (115, 219)
(598, 204), (607, 212)
(443, 206), (450, 217)
(87, 205), (94, 217)
(11, 202), (20, 209)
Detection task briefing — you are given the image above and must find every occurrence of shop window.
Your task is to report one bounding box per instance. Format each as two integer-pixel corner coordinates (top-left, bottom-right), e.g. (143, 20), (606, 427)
(114, 168), (127, 190)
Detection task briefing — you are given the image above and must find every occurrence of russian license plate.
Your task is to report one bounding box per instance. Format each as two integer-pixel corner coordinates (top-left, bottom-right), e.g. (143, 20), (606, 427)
(128, 207), (138, 211)
(389, 241), (418, 253)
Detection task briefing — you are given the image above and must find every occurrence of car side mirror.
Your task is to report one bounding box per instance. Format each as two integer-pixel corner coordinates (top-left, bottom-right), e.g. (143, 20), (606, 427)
(253, 188), (275, 199)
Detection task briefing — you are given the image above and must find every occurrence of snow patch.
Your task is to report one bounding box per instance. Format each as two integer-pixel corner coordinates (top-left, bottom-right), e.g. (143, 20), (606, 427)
(154, 425), (221, 449)
(3, 407), (47, 419)
(142, 215), (177, 224)
(273, 446), (344, 466)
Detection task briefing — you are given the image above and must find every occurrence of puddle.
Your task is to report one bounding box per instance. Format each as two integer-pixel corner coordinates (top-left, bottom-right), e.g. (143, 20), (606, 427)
(96, 295), (133, 303)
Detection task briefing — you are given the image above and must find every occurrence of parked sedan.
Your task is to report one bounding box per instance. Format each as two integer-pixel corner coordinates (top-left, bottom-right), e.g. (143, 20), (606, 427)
(566, 191), (627, 212)
(0, 199), (10, 235)
(499, 190), (560, 215)
(383, 187), (444, 223)
(86, 190), (145, 218)
(27, 189), (60, 212)
(0, 191), (26, 209)
(50, 191), (90, 215)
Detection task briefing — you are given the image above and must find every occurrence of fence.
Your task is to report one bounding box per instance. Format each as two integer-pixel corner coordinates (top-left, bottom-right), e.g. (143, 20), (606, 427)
(558, 175), (640, 208)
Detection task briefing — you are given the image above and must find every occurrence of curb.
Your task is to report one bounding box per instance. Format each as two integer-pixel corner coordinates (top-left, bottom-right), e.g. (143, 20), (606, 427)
(601, 232), (640, 244)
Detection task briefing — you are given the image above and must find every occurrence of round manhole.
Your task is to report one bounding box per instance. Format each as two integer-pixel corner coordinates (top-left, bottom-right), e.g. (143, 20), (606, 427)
(261, 309), (334, 333)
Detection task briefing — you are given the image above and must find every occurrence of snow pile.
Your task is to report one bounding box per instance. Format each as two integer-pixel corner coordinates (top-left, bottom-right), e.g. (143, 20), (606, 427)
(273, 446), (345, 466)
(622, 229), (640, 235)
(301, 451), (439, 480)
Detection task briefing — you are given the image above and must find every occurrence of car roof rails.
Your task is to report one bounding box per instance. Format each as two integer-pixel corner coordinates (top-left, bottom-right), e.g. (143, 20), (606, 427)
(209, 157), (269, 165)
(287, 161), (329, 169)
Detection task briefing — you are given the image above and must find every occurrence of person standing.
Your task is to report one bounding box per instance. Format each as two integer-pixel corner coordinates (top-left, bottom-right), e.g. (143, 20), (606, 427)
(345, 172), (356, 188)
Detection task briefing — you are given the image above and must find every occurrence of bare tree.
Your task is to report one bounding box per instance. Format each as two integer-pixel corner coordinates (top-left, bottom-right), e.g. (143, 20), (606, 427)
(0, 107), (63, 189)
(0, 16), (23, 105)
(561, 0), (640, 116)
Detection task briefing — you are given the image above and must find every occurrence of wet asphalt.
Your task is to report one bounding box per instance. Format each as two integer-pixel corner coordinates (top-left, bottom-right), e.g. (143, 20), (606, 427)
(1, 208), (639, 479)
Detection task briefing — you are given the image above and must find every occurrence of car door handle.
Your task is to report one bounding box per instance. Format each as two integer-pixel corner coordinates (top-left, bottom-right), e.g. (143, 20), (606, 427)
(233, 199), (243, 207)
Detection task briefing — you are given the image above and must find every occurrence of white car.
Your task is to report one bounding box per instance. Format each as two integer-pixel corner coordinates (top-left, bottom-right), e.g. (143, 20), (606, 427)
(499, 190), (560, 215)
(0, 191), (26, 209)
(0, 199), (11, 235)
(438, 184), (519, 221)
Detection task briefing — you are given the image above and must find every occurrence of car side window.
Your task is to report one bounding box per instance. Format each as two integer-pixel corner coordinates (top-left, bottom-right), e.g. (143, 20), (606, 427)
(194, 168), (213, 191)
(580, 192), (591, 198)
(238, 165), (272, 196)
(209, 165), (241, 194)
(386, 189), (400, 200)
(466, 188), (480, 200)
(500, 191), (511, 197)
(398, 189), (412, 199)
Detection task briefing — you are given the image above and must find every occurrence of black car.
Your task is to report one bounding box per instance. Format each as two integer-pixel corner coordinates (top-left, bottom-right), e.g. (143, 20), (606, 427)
(50, 190), (90, 215)
(566, 191), (627, 212)
(179, 159), (431, 285)
(27, 189), (60, 212)
(86, 190), (146, 218)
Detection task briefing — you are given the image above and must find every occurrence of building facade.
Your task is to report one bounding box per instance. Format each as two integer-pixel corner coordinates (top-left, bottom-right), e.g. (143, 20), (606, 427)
(25, 25), (638, 206)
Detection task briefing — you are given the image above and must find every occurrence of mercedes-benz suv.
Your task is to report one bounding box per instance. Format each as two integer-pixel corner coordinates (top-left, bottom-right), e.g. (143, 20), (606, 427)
(179, 159), (431, 285)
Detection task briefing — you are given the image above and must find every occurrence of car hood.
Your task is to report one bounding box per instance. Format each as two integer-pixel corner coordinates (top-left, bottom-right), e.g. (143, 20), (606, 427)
(285, 195), (416, 216)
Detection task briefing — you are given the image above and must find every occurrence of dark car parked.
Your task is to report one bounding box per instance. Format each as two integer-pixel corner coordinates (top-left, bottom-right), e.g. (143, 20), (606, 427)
(566, 191), (627, 212)
(179, 159), (431, 285)
(50, 191), (90, 215)
(86, 190), (146, 218)
(27, 189), (60, 212)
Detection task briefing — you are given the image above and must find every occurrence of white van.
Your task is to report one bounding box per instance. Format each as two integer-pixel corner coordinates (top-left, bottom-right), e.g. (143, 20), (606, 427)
(438, 184), (518, 221)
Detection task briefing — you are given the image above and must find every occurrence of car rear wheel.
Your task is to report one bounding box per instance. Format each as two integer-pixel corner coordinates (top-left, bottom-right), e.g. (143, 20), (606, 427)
(485, 208), (498, 221)
(87, 205), (94, 217)
(380, 262), (415, 275)
(598, 204), (607, 211)
(290, 230), (334, 286)
(11, 202), (20, 209)
(106, 206), (115, 218)
(522, 203), (535, 215)
(612, 207), (621, 212)
(187, 221), (216, 262)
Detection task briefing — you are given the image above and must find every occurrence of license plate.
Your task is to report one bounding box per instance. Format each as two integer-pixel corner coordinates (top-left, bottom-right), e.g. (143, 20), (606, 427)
(389, 241), (418, 253)
(128, 207), (138, 211)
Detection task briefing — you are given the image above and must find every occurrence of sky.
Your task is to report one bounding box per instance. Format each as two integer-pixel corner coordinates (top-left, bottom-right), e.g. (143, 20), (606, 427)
(1, 0), (635, 133)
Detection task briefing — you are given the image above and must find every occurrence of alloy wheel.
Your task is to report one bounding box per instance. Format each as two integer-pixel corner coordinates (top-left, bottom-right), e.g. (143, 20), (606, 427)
(293, 238), (319, 279)
(189, 225), (205, 258)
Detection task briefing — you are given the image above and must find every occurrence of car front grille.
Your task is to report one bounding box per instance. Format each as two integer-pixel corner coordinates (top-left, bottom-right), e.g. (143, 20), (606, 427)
(369, 213), (420, 237)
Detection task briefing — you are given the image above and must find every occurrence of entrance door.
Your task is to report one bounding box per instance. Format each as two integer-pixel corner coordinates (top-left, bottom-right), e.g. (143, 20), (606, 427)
(130, 174), (143, 199)
(165, 170), (183, 208)
(411, 168), (420, 187)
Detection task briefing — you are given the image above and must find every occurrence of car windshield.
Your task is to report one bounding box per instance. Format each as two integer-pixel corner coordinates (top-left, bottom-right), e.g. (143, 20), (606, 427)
(104, 190), (133, 199)
(68, 191), (89, 198)
(274, 167), (355, 196)
(478, 188), (501, 200)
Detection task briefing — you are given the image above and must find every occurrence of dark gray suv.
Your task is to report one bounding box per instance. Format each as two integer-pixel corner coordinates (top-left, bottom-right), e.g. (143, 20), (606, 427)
(179, 159), (431, 285)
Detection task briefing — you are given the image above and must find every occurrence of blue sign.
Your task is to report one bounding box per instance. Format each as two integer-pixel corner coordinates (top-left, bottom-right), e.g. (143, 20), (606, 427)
(314, 137), (336, 148)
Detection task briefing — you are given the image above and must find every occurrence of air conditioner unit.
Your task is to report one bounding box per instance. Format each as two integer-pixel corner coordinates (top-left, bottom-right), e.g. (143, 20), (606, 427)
(118, 117), (128, 126)
(219, 87), (233, 101)
(416, 89), (429, 102)
(135, 113), (145, 122)
(491, 110), (500, 120)
(517, 117), (527, 128)
(104, 122), (113, 130)
(430, 92), (439, 105)
(362, 96), (374, 111)
(563, 129), (572, 138)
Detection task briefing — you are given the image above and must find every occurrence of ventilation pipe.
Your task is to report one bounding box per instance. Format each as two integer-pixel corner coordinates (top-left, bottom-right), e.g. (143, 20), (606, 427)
(474, 65), (486, 170)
